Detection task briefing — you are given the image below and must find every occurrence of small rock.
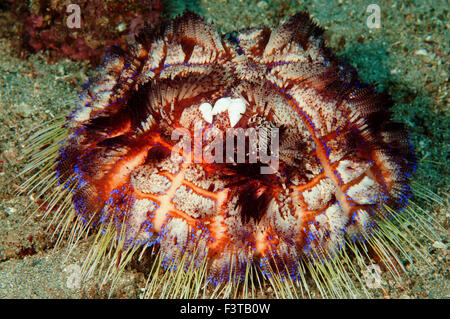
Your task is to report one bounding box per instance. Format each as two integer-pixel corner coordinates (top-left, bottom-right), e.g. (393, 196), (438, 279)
(5, 207), (16, 215)
(432, 241), (446, 249)
(116, 22), (127, 32)
(424, 35), (433, 43)
(57, 65), (65, 75)
(257, 1), (268, 9)
(414, 49), (428, 56)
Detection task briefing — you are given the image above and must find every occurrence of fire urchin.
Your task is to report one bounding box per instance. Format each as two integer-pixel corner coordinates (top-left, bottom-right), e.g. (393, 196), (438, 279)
(20, 11), (441, 298)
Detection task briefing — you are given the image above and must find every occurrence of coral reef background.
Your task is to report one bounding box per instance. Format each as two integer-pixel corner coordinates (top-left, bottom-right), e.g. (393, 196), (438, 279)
(0, 0), (447, 298)
(6, 0), (162, 63)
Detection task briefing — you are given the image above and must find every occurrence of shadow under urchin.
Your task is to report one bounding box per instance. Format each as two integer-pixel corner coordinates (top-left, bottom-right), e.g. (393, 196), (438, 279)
(20, 11), (443, 298)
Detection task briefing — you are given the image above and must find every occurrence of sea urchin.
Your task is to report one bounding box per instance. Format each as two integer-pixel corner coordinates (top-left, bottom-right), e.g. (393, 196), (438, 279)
(20, 11), (442, 298)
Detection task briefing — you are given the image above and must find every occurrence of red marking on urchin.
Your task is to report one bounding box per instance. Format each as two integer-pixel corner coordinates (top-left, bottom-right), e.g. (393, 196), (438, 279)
(56, 11), (416, 281)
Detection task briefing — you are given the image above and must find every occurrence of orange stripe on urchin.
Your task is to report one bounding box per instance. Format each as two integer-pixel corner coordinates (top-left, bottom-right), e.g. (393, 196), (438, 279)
(55, 11), (416, 283)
